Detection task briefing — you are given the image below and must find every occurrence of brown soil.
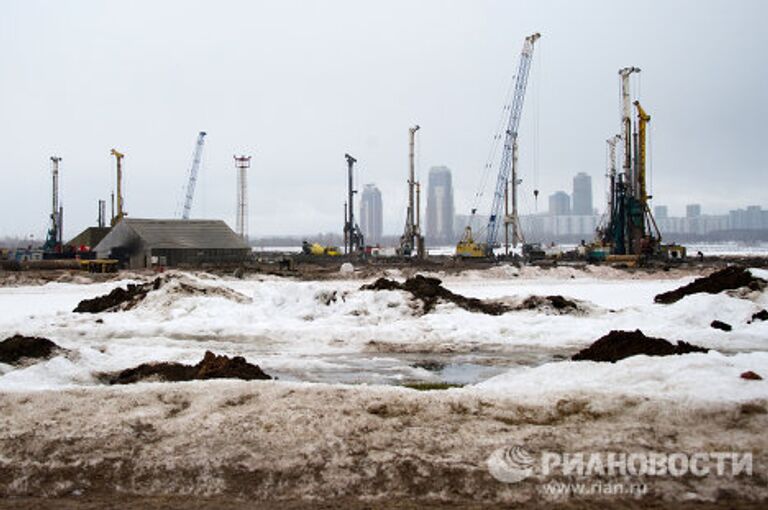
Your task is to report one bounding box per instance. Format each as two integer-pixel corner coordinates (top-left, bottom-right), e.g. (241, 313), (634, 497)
(0, 335), (63, 365)
(362, 275), (510, 315)
(741, 371), (763, 380)
(572, 330), (708, 363)
(710, 320), (732, 332)
(514, 295), (580, 313)
(3, 495), (767, 510)
(74, 278), (162, 313)
(654, 266), (766, 304)
(105, 351), (272, 384)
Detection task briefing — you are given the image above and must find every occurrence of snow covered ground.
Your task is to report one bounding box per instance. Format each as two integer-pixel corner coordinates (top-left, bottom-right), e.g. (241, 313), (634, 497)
(0, 265), (766, 505)
(0, 265), (765, 402)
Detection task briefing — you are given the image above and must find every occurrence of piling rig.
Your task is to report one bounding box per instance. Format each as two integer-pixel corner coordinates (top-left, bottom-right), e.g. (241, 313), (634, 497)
(598, 68), (662, 258)
(399, 125), (425, 258)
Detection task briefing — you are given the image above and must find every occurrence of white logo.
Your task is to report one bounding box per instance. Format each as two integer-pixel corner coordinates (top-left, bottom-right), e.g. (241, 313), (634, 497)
(487, 445), (534, 483)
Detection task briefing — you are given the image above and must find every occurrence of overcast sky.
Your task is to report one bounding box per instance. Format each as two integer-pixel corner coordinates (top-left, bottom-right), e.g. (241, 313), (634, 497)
(1, 0), (766, 239)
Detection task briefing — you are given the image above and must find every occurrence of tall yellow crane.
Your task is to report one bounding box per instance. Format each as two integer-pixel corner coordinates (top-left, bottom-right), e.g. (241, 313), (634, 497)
(110, 148), (125, 226)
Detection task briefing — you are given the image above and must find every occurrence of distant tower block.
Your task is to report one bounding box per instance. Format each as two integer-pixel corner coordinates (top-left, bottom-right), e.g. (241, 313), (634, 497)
(233, 155), (251, 241)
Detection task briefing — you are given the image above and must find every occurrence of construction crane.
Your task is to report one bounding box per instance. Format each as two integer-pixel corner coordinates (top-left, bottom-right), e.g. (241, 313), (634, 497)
(457, 33), (540, 257)
(181, 131), (207, 220)
(399, 125), (424, 258)
(110, 148), (125, 226)
(43, 156), (63, 253)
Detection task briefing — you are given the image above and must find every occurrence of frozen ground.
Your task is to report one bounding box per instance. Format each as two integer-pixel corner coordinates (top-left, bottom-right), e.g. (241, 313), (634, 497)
(0, 265), (766, 391)
(0, 265), (766, 506)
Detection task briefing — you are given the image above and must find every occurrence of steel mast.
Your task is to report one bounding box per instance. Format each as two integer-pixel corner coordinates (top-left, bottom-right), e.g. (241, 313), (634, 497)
(110, 149), (125, 226)
(400, 125), (423, 257)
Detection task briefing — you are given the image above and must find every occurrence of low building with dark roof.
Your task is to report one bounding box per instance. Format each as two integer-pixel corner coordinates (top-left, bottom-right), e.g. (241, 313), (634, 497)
(68, 227), (112, 251)
(93, 219), (250, 269)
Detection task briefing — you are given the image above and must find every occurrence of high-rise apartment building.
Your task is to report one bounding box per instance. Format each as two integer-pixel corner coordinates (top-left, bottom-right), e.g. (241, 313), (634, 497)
(426, 166), (455, 244)
(548, 191), (571, 216)
(572, 172), (593, 215)
(359, 184), (383, 244)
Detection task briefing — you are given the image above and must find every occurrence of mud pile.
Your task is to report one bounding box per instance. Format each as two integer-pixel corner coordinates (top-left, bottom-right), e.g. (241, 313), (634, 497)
(572, 329), (708, 363)
(74, 275), (251, 313)
(107, 351), (272, 384)
(362, 275), (509, 315)
(710, 320), (732, 332)
(0, 335), (63, 365)
(513, 295), (580, 314)
(74, 278), (162, 313)
(654, 266), (766, 304)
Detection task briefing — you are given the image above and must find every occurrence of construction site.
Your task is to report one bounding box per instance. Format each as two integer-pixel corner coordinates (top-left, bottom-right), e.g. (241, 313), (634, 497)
(0, 34), (709, 275)
(1, 3), (767, 510)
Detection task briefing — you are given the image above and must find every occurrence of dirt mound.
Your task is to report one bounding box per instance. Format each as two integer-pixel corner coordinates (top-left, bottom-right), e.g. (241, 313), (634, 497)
(654, 266), (766, 304)
(106, 351), (272, 384)
(362, 275), (509, 315)
(741, 371), (763, 381)
(572, 329), (708, 363)
(0, 335), (63, 365)
(74, 278), (162, 313)
(749, 309), (768, 323)
(710, 320), (732, 332)
(514, 295), (580, 314)
(74, 275), (251, 313)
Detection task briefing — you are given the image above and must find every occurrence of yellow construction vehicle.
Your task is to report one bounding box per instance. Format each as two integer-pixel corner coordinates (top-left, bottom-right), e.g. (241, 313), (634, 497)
(303, 241), (341, 257)
(456, 227), (486, 258)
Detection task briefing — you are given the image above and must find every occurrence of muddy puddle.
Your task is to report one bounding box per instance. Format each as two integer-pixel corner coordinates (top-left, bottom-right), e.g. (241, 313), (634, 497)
(264, 349), (566, 386)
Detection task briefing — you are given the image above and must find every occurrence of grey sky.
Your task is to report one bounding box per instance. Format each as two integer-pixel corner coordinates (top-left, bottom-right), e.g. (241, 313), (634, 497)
(1, 0), (766, 240)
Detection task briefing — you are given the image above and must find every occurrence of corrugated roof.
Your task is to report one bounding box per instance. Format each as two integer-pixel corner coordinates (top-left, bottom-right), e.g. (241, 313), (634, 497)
(122, 219), (249, 250)
(68, 227), (111, 248)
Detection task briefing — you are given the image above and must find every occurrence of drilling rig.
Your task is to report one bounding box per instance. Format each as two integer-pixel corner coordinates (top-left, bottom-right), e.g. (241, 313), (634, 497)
(399, 125), (425, 258)
(456, 33), (540, 258)
(597, 68), (661, 258)
(110, 148), (126, 226)
(43, 156), (64, 253)
(343, 153), (364, 255)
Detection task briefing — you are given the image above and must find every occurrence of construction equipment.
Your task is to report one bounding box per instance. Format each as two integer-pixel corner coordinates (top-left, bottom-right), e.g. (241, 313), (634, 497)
(343, 153), (364, 254)
(457, 33), (540, 258)
(503, 139), (524, 253)
(399, 125), (425, 258)
(597, 69), (661, 258)
(98, 200), (106, 228)
(110, 149), (126, 226)
(302, 241), (342, 257)
(43, 156), (63, 253)
(181, 131), (207, 220)
(456, 227), (485, 257)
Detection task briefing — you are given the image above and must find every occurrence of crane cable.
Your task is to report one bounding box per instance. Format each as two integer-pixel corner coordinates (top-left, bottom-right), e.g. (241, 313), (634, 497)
(467, 69), (518, 233)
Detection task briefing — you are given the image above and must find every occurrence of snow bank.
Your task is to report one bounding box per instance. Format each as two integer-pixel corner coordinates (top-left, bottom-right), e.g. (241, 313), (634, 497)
(474, 351), (768, 404)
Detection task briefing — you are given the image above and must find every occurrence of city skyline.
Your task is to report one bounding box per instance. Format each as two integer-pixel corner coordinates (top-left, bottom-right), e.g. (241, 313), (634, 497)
(1, 1), (766, 239)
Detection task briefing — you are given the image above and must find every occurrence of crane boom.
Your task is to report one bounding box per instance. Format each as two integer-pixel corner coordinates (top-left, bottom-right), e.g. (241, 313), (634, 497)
(486, 33), (540, 251)
(181, 131), (207, 220)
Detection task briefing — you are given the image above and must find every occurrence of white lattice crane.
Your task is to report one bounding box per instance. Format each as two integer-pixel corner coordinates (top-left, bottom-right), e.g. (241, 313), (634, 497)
(181, 131), (207, 220)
